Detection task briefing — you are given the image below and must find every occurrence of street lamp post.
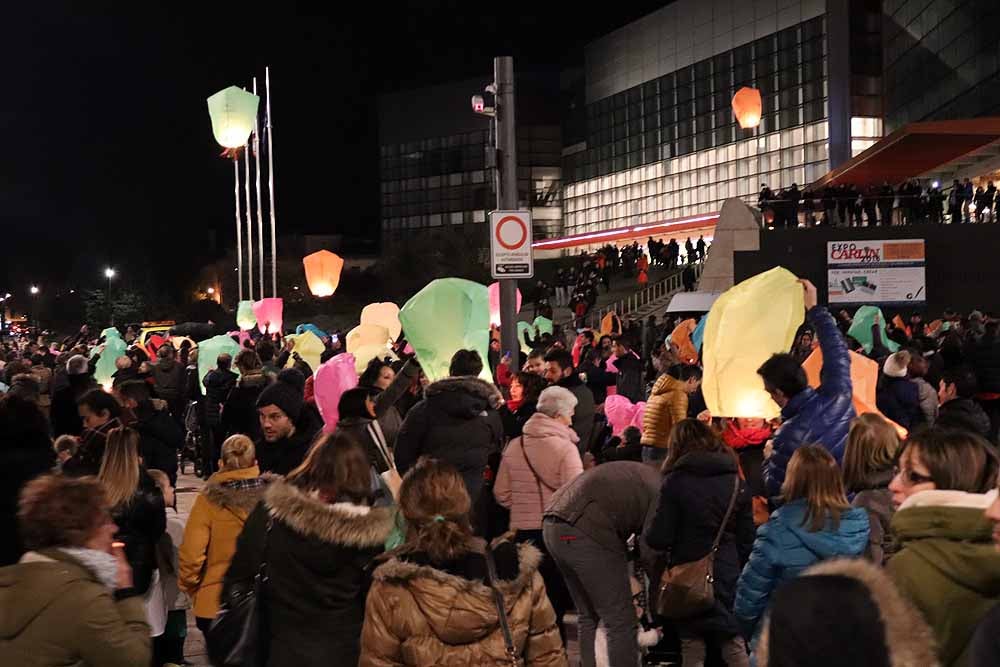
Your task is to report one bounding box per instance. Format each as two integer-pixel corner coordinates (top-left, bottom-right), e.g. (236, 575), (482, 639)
(0, 293), (9, 338)
(105, 268), (116, 326)
(29, 286), (39, 332)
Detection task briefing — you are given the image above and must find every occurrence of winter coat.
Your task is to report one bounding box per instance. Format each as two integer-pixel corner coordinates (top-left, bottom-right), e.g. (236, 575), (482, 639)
(578, 358), (615, 406)
(255, 417), (320, 477)
(763, 307), (855, 497)
(877, 375), (921, 430)
(112, 468), (167, 596)
(222, 371), (268, 440)
(645, 451), (755, 638)
(967, 338), (1000, 395)
(494, 412), (583, 530)
(223, 478), (395, 667)
(556, 374), (595, 454)
(849, 468), (897, 565)
(111, 365), (140, 389)
(733, 499), (870, 637)
(912, 377), (939, 426)
(0, 549), (151, 666)
(50, 373), (98, 437)
(131, 401), (184, 483)
(151, 357), (185, 402)
(0, 414), (56, 567)
(499, 400), (537, 439)
(642, 375), (689, 448)
(888, 489), (1000, 667)
(335, 417), (392, 474)
(359, 539), (567, 667)
(202, 367), (238, 427)
(178, 465), (270, 619)
(61, 417), (122, 478)
(29, 365), (52, 411)
(937, 398), (992, 439)
(370, 359), (421, 448)
(614, 351), (645, 403)
(971, 603), (1000, 667)
(395, 377), (504, 503)
(544, 461), (663, 572)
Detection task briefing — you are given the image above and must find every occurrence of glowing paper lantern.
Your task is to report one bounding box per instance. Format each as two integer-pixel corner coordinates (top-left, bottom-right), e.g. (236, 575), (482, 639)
(702, 266), (804, 419)
(600, 312), (622, 337)
(236, 300), (257, 331)
(197, 334), (243, 384)
(206, 86), (260, 149)
(802, 347), (907, 439)
(360, 302), (402, 342)
(691, 315), (707, 352)
(296, 323), (328, 340)
(93, 327), (126, 389)
(847, 305), (899, 355)
(252, 298), (283, 335)
(487, 282), (523, 327)
(604, 394), (647, 437)
(283, 330), (325, 374)
(533, 316), (553, 336)
(670, 319), (699, 365)
(517, 321), (533, 354)
(313, 353), (359, 433)
(302, 250), (344, 298)
(347, 323), (395, 374)
(399, 278), (492, 382)
(732, 87), (763, 129)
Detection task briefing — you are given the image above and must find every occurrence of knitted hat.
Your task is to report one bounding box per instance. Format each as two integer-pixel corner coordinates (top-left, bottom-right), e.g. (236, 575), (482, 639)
(256, 370), (304, 421)
(882, 350), (910, 379)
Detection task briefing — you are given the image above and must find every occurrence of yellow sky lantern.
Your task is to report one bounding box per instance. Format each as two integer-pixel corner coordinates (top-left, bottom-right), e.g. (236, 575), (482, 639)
(732, 87), (762, 129)
(206, 86), (260, 149)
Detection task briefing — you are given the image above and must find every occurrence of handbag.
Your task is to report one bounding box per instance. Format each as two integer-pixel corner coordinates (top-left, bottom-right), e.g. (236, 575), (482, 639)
(369, 420), (402, 498)
(519, 436), (557, 514)
(207, 519), (271, 667)
(484, 546), (523, 667)
(656, 475), (740, 620)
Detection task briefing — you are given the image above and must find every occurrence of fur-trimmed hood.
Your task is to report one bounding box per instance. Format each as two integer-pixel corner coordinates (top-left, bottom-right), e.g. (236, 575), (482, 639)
(424, 376), (503, 415)
(201, 467), (275, 515)
(371, 540), (543, 645)
(264, 477), (395, 548)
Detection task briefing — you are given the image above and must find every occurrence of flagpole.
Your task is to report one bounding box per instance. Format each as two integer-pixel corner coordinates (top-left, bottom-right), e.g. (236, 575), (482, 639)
(253, 76), (266, 301)
(234, 158), (244, 302)
(244, 123), (254, 301)
(266, 66), (278, 297)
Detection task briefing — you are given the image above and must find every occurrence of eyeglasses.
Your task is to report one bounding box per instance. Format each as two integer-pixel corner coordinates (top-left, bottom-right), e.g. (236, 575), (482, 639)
(893, 465), (934, 486)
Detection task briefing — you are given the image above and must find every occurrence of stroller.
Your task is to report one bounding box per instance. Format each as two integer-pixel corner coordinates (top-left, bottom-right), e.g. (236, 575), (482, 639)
(179, 400), (205, 477)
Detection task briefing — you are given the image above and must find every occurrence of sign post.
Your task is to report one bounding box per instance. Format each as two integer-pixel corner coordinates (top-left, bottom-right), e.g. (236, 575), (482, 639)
(490, 210), (534, 279)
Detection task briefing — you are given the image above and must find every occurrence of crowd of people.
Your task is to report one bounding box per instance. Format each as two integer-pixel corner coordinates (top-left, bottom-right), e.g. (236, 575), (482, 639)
(1, 278), (1000, 667)
(758, 178), (1000, 228)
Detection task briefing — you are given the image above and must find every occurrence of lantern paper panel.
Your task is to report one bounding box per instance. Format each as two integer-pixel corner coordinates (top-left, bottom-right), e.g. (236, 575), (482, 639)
(516, 321), (533, 354)
(252, 298), (283, 334)
(314, 353), (359, 433)
(670, 319), (699, 365)
(206, 86), (260, 149)
(283, 330), (325, 375)
(347, 323), (391, 352)
(351, 346), (398, 375)
(295, 323), (329, 340)
(847, 305), (900, 355)
(604, 394), (647, 436)
(691, 315), (707, 352)
(197, 335), (243, 385)
(702, 267), (804, 419)
(93, 327), (127, 389)
(236, 300), (257, 331)
(302, 250), (344, 298)
(732, 87), (762, 129)
(600, 312), (622, 336)
(399, 278), (492, 382)
(360, 302), (402, 342)
(533, 316), (553, 336)
(487, 282), (523, 328)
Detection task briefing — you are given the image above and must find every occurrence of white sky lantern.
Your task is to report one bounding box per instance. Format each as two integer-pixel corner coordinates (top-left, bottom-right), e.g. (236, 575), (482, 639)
(207, 86), (260, 149)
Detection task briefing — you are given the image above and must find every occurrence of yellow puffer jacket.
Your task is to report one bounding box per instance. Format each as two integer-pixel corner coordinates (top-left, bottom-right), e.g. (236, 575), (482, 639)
(359, 540), (567, 667)
(641, 374), (688, 448)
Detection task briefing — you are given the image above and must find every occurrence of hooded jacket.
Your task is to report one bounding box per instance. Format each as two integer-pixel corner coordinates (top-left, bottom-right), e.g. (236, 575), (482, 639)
(763, 307), (855, 496)
(223, 478), (395, 667)
(202, 367), (238, 427)
(395, 377), (504, 503)
(556, 373), (595, 454)
(178, 465), (270, 619)
(734, 498), (870, 637)
(359, 540), (567, 667)
(0, 549), (151, 666)
(887, 489), (1000, 667)
(641, 374), (689, 448)
(937, 398), (992, 439)
(222, 370), (268, 440)
(877, 375), (921, 430)
(151, 357), (185, 402)
(494, 412), (583, 530)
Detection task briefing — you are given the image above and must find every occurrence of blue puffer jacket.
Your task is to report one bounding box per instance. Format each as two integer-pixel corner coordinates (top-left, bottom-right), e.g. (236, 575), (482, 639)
(763, 307), (854, 497)
(733, 499), (870, 638)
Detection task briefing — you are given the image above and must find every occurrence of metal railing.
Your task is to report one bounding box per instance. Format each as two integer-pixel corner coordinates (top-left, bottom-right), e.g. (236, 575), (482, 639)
(577, 263), (704, 330)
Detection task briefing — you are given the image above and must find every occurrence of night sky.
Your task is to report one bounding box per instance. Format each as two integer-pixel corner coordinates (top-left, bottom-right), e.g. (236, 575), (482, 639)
(3, 2), (668, 302)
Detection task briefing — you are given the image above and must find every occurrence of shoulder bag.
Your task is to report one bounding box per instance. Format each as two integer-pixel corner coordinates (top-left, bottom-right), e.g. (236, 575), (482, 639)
(369, 419), (402, 498)
(485, 546), (523, 667)
(656, 475), (740, 620)
(519, 436), (558, 514)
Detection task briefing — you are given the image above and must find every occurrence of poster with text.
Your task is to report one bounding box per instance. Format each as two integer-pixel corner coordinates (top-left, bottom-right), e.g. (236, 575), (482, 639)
(827, 240), (926, 305)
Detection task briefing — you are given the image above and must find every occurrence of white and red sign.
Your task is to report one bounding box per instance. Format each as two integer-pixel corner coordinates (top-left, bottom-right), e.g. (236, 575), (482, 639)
(490, 210), (533, 279)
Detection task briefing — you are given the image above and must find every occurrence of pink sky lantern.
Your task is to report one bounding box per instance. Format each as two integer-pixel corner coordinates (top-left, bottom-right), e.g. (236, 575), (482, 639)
(252, 297), (283, 334)
(313, 353), (358, 433)
(487, 282), (522, 327)
(302, 250), (344, 297)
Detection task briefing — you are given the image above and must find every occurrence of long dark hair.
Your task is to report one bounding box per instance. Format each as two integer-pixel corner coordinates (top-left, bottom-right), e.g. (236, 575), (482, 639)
(661, 419), (731, 474)
(396, 458), (476, 562)
(286, 432), (373, 505)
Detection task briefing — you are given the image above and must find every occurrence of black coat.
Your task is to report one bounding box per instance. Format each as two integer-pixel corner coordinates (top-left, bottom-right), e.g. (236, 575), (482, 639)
(395, 377), (504, 503)
(334, 417), (390, 473)
(223, 479), (394, 667)
(113, 468), (167, 596)
(132, 402), (185, 484)
(644, 450), (755, 638)
(614, 352), (645, 403)
(255, 417), (320, 477)
(222, 371), (268, 440)
(499, 400), (537, 439)
(937, 397), (993, 439)
(61, 417), (123, 478)
(50, 374), (98, 437)
(202, 368), (238, 427)
(876, 375), (921, 430)
(968, 338), (1000, 395)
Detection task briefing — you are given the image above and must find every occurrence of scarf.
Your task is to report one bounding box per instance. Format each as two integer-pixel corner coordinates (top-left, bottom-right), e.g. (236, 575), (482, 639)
(60, 547), (118, 589)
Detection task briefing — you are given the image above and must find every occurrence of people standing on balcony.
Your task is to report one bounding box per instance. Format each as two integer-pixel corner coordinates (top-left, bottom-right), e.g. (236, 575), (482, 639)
(963, 178), (974, 222)
(929, 183), (945, 224)
(836, 184), (850, 226)
(878, 181), (895, 226)
(949, 180), (963, 224)
(685, 237), (695, 263)
(696, 236), (706, 262)
(787, 183), (801, 228)
(863, 186), (879, 227)
(822, 185), (837, 225)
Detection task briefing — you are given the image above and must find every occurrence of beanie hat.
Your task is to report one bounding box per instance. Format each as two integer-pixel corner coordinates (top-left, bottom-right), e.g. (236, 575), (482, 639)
(256, 371), (304, 422)
(882, 351), (910, 379)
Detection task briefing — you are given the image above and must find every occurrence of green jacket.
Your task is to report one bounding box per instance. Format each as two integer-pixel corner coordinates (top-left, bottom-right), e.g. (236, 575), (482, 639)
(0, 549), (151, 666)
(887, 490), (1000, 667)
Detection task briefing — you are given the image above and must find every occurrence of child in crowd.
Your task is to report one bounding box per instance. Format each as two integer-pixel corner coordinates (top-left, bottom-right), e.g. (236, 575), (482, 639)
(147, 468), (191, 667)
(53, 434), (78, 467)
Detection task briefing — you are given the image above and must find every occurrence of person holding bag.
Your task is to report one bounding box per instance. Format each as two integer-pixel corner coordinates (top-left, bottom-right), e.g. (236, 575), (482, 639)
(644, 419), (755, 667)
(334, 387), (401, 497)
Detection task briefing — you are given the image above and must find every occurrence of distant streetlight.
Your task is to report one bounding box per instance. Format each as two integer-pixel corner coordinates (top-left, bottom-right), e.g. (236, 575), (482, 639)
(29, 286), (39, 331)
(207, 287), (216, 295)
(105, 268), (116, 327)
(30, 286), (39, 295)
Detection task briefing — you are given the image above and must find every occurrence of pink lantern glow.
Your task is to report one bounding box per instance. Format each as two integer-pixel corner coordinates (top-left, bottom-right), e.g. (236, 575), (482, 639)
(313, 353), (359, 433)
(604, 394), (646, 436)
(487, 282), (522, 328)
(252, 298), (284, 334)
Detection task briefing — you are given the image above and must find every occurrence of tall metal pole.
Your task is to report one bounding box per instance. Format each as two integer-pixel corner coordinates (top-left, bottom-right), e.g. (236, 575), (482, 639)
(244, 133), (254, 301)
(234, 158), (244, 302)
(265, 66), (278, 297)
(253, 76), (265, 300)
(495, 56), (521, 358)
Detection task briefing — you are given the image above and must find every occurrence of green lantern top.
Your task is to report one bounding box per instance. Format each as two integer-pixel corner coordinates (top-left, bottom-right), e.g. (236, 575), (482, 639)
(207, 86), (260, 149)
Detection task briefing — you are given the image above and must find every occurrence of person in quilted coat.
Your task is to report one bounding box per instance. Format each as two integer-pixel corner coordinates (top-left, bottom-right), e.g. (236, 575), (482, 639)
(759, 280), (854, 497)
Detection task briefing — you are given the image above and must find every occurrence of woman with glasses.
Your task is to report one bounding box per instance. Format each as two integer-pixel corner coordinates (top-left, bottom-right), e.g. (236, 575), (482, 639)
(887, 427), (1000, 667)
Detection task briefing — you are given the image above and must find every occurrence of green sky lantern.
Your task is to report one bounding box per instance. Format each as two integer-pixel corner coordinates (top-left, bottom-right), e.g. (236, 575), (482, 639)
(236, 300), (257, 331)
(207, 86), (260, 149)
(197, 334), (243, 384)
(93, 327), (126, 389)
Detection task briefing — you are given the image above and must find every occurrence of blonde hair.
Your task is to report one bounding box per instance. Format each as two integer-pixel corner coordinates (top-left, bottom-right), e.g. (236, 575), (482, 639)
(397, 458), (476, 562)
(220, 434), (256, 470)
(146, 468), (170, 494)
(781, 445), (850, 532)
(842, 414), (900, 493)
(98, 427), (141, 509)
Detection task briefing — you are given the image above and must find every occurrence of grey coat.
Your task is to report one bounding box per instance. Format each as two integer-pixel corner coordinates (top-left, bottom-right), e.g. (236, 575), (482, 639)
(851, 468), (897, 565)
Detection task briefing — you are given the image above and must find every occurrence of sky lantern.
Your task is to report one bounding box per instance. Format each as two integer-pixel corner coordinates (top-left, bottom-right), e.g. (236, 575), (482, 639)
(236, 300), (257, 331)
(302, 250), (344, 297)
(487, 282), (522, 328)
(252, 298), (283, 334)
(92, 327), (126, 390)
(283, 330), (325, 373)
(347, 323), (395, 374)
(360, 302), (402, 342)
(314, 353), (359, 433)
(197, 335), (243, 384)
(206, 86), (260, 149)
(732, 87), (762, 129)
(702, 267), (803, 419)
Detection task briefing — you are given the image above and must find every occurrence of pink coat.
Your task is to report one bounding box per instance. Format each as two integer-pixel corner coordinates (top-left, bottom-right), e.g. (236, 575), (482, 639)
(494, 412), (583, 530)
